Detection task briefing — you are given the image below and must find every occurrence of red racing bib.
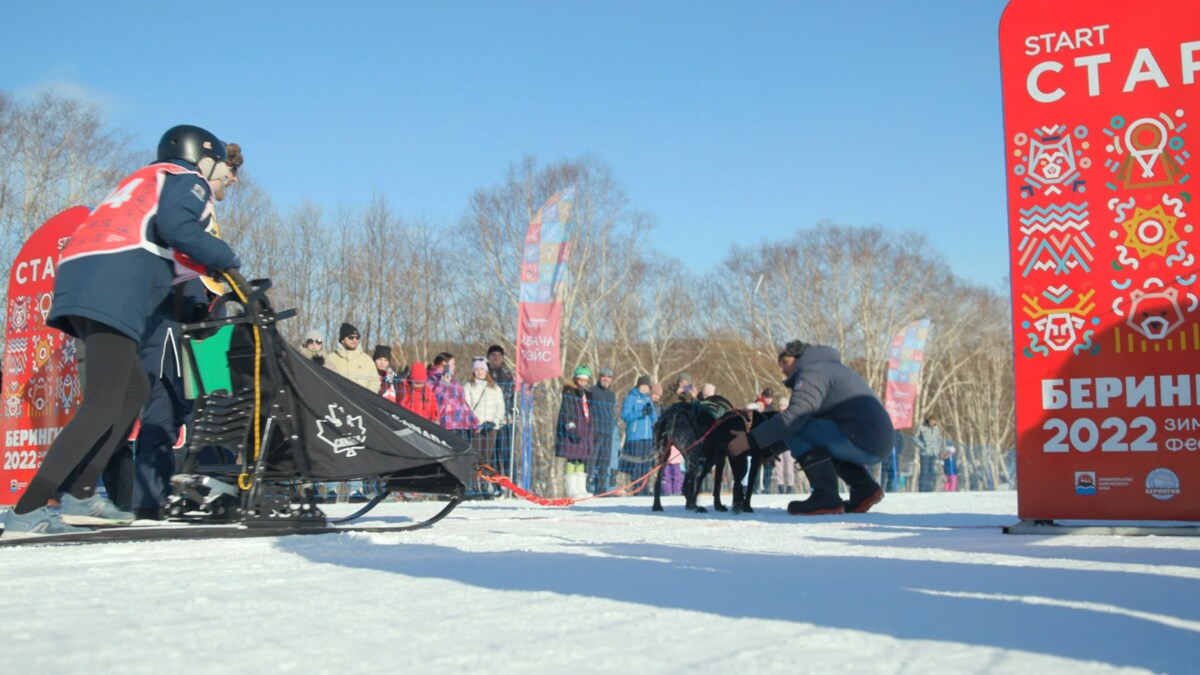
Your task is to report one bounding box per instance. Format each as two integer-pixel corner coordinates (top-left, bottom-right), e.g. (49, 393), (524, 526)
(60, 163), (213, 271)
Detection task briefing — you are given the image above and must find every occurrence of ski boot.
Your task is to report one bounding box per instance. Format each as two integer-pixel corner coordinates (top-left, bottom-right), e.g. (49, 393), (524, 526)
(165, 474), (242, 522)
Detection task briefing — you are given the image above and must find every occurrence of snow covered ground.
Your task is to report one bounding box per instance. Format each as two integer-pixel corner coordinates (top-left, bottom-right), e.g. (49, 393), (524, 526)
(2, 490), (1198, 674)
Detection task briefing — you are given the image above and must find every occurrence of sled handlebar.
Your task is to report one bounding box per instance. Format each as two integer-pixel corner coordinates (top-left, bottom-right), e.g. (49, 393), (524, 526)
(219, 268), (252, 297)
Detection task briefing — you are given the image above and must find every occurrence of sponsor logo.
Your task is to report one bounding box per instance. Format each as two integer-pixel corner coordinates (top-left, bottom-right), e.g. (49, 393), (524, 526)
(1145, 468), (1181, 501)
(315, 404), (366, 458)
(1074, 471), (1097, 495)
(387, 413), (453, 448)
(1070, 471), (1134, 492)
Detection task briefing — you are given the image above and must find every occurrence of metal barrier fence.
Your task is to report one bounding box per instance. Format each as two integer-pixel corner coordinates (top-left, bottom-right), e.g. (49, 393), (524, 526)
(294, 382), (990, 503)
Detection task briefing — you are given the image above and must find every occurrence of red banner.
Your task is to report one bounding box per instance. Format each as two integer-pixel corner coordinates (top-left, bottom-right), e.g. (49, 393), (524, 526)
(884, 319), (932, 430)
(516, 302), (565, 386)
(2, 206), (89, 504)
(516, 188), (575, 385)
(1000, 0), (1200, 520)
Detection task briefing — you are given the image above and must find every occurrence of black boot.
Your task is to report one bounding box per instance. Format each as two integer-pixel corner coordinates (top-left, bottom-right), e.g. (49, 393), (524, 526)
(133, 506), (164, 521)
(835, 460), (884, 513)
(788, 450), (845, 515)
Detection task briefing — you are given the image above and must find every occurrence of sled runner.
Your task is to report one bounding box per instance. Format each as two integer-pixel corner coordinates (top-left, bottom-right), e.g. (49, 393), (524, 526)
(157, 271), (475, 531)
(0, 499), (463, 548)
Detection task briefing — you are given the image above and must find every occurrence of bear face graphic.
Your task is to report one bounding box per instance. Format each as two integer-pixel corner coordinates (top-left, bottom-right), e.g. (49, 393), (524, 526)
(1126, 287), (1185, 340)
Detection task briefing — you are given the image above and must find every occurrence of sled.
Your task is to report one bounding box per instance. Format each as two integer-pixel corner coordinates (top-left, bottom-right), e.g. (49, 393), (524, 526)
(163, 271), (476, 530)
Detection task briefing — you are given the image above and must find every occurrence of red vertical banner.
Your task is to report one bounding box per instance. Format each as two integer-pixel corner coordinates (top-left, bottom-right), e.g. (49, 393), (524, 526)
(884, 319), (932, 430)
(2, 206), (89, 505)
(1000, 0), (1200, 520)
(516, 188), (575, 386)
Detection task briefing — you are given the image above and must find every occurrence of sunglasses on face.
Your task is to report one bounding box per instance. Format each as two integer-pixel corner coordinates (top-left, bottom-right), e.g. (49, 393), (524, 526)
(306, 339), (323, 345)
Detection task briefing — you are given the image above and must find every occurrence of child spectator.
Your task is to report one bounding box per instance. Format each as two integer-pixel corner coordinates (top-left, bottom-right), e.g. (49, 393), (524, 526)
(943, 442), (959, 492)
(663, 442), (684, 496)
(753, 387), (775, 411)
(773, 452), (796, 494)
(399, 362), (437, 422)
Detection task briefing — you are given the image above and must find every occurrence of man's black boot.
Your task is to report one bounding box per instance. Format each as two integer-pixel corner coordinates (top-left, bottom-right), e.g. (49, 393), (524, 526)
(788, 450), (845, 515)
(835, 460), (884, 513)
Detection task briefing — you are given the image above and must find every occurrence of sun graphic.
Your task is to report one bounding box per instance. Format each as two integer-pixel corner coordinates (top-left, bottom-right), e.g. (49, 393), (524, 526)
(1121, 205), (1180, 258)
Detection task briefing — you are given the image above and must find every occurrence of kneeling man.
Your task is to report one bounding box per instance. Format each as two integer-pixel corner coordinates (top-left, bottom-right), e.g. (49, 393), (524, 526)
(729, 340), (892, 515)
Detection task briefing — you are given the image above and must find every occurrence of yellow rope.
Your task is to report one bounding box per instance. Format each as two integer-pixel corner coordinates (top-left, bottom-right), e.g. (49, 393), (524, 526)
(220, 271), (262, 491)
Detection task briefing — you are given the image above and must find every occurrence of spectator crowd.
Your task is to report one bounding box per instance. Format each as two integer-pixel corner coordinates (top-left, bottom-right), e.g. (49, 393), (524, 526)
(298, 323), (959, 502)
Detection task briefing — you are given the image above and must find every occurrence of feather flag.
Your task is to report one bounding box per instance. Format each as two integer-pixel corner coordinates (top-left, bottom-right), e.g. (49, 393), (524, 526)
(883, 319), (932, 430)
(515, 187), (575, 385)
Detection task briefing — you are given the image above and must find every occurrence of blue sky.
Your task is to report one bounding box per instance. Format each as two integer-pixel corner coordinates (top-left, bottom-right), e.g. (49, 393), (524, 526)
(1, 1), (1011, 288)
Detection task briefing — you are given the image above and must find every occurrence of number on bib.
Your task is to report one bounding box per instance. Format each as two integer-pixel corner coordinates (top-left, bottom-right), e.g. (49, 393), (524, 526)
(100, 178), (144, 209)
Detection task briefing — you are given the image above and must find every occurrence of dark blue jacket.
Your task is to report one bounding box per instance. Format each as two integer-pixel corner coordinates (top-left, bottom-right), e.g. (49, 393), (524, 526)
(141, 278), (211, 380)
(48, 160), (237, 345)
(749, 345), (894, 458)
(590, 383), (618, 439)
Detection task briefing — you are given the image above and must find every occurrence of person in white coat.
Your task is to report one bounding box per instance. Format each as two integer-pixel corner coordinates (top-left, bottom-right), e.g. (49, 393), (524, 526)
(465, 356), (507, 496)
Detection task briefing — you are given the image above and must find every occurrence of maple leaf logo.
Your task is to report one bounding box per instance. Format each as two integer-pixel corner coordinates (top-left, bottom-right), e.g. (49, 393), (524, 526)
(315, 403), (366, 457)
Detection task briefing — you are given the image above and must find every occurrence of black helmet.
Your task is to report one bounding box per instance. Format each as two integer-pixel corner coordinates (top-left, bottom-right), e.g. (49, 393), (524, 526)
(157, 125), (226, 166)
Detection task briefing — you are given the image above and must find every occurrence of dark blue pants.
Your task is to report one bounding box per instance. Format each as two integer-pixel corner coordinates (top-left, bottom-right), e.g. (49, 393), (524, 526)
(786, 418), (882, 465)
(588, 433), (613, 493)
(132, 374), (192, 510)
(919, 459), (939, 492)
(882, 451), (899, 492)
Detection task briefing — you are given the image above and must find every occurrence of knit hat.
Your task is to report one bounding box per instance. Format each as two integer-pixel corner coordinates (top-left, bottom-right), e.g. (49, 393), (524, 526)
(302, 329), (323, 345)
(598, 367), (613, 377)
(573, 365), (592, 380)
(471, 357), (487, 372)
(636, 375), (651, 387)
(677, 372), (692, 383)
(372, 345), (392, 361)
(339, 322), (360, 341)
(409, 362), (427, 381)
(487, 344), (505, 356)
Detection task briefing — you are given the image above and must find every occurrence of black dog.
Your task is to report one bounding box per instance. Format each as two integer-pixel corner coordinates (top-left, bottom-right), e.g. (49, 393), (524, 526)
(651, 396), (781, 513)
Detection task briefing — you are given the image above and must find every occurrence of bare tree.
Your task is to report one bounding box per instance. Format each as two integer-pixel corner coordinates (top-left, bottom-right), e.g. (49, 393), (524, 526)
(609, 257), (711, 385)
(0, 87), (1025, 495)
(924, 285), (1014, 489)
(0, 90), (137, 339)
(714, 223), (949, 399)
(0, 92), (136, 248)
